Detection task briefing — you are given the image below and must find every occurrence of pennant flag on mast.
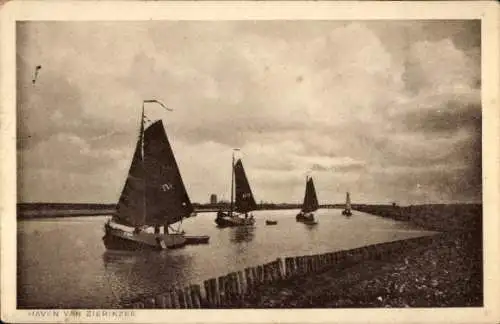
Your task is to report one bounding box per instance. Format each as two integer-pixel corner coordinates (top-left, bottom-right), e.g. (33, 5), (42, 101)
(142, 99), (172, 128)
(143, 99), (172, 111)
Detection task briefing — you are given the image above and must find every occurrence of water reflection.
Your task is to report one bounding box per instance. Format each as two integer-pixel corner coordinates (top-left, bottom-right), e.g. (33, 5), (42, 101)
(303, 222), (319, 231)
(229, 225), (255, 243)
(102, 250), (194, 303)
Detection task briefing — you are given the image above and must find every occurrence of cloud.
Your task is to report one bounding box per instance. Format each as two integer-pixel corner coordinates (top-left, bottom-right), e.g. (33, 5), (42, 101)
(16, 20), (482, 204)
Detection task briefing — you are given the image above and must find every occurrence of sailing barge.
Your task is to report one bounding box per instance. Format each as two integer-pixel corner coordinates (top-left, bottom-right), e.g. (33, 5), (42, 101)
(103, 100), (208, 251)
(342, 192), (352, 216)
(296, 176), (319, 225)
(215, 150), (257, 227)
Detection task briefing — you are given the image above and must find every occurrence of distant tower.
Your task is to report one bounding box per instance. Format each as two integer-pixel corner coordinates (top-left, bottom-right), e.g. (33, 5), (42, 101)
(210, 194), (217, 204)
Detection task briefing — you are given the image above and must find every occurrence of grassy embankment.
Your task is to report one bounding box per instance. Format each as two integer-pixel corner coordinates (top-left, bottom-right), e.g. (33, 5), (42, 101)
(17, 203), (117, 219)
(241, 203), (483, 308)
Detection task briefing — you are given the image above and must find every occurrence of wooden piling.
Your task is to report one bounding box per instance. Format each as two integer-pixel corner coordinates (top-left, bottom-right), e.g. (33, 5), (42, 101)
(190, 285), (202, 308)
(203, 280), (212, 307)
(145, 297), (155, 309)
(210, 278), (219, 307)
(232, 272), (240, 297)
(290, 257), (297, 277)
(132, 302), (144, 309)
(226, 273), (235, 303)
(227, 273), (236, 305)
(313, 255), (318, 272)
(271, 260), (278, 280)
(228, 272), (236, 304)
(250, 267), (258, 287)
(154, 295), (166, 308)
(367, 245), (376, 259)
(217, 275), (226, 306)
(170, 290), (180, 309)
(262, 263), (271, 283)
(268, 262), (275, 281)
(284, 257), (292, 277)
(164, 292), (173, 308)
(294, 256), (301, 274)
(275, 258), (284, 280)
(183, 286), (193, 308)
(328, 252), (335, 265)
(244, 267), (253, 292)
(256, 265), (264, 284)
(177, 288), (187, 308)
(326, 252), (332, 265)
(269, 261), (276, 281)
(261, 264), (268, 283)
(338, 250), (346, 263)
(237, 270), (245, 296)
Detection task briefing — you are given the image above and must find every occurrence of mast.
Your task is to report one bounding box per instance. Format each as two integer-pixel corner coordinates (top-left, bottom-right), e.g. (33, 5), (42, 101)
(230, 148), (239, 216)
(230, 151), (234, 216)
(115, 98), (193, 228)
(114, 101), (148, 227)
(140, 101), (146, 227)
(301, 175), (309, 212)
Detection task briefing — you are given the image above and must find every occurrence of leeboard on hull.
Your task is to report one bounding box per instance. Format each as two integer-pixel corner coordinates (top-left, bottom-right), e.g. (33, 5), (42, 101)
(184, 235), (210, 245)
(103, 225), (186, 251)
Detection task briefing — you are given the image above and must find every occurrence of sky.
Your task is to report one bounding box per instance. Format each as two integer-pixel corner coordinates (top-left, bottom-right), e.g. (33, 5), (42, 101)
(16, 20), (481, 205)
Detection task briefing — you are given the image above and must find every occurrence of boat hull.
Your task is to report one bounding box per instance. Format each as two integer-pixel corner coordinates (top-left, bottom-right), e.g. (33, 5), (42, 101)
(296, 212), (315, 223)
(215, 212), (255, 228)
(265, 220), (278, 226)
(102, 224), (186, 251)
(342, 209), (352, 216)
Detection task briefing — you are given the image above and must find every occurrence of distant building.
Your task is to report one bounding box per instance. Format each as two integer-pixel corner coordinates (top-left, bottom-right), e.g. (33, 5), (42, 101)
(210, 194), (217, 204)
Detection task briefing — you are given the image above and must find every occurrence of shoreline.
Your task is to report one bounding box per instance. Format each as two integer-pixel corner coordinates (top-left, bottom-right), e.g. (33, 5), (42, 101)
(122, 230), (482, 309)
(240, 230), (482, 308)
(16, 203), (481, 221)
(237, 203), (483, 309)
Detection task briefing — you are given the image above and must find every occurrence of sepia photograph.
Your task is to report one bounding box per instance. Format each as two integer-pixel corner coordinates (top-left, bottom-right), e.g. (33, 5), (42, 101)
(1, 1), (499, 323)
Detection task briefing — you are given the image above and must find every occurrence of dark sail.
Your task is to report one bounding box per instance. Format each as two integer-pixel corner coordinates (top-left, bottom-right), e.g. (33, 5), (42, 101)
(114, 138), (146, 227)
(301, 177), (319, 213)
(114, 119), (193, 227)
(143, 120), (193, 226)
(345, 192), (351, 210)
(234, 159), (257, 213)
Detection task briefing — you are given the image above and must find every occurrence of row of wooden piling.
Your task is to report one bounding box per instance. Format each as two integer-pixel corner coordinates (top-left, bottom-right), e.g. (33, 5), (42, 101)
(127, 235), (439, 309)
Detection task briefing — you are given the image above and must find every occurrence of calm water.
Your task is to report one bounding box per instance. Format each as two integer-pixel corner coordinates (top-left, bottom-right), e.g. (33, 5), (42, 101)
(18, 209), (437, 308)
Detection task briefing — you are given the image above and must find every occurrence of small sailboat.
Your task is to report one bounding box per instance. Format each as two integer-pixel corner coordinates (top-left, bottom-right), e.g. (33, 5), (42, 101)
(215, 150), (257, 227)
(102, 100), (208, 251)
(342, 191), (352, 216)
(296, 176), (319, 225)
